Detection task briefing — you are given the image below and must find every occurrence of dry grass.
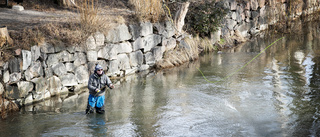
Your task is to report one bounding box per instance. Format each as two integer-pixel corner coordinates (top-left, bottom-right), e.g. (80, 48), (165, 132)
(1, 96), (19, 119)
(129, 0), (165, 22)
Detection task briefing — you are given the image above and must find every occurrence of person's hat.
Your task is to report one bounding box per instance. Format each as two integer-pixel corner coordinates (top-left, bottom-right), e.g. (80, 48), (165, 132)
(95, 64), (103, 72)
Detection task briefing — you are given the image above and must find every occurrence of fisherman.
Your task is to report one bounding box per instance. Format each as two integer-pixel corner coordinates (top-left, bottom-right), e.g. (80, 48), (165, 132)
(86, 64), (114, 114)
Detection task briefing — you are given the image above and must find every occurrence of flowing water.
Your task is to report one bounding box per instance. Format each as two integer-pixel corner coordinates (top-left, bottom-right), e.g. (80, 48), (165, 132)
(1, 23), (320, 137)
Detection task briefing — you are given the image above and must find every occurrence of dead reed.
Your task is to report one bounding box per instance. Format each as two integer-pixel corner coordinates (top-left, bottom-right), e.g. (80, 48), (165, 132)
(129, 0), (165, 22)
(0, 96), (19, 119)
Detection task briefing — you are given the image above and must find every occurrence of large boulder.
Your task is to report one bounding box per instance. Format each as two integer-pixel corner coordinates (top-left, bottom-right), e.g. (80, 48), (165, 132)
(107, 60), (120, 76)
(75, 65), (89, 84)
(106, 24), (132, 43)
(3, 70), (9, 83)
(46, 54), (60, 66)
(94, 31), (105, 47)
(86, 35), (97, 51)
(47, 76), (62, 96)
(73, 52), (87, 67)
(115, 42), (133, 54)
(40, 43), (55, 53)
(97, 44), (118, 60)
(25, 61), (43, 81)
(140, 22), (153, 37)
(31, 77), (47, 94)
(8, 72), (21, 84)
(87, 51), (98, 62)
(17, 81), (34, 98)
(8, 57), (22, 73)
(129, 50), (144, 67)
(162, 38), (177, 51)
(145, 52), (155, 65)
(60, 73), (78, 86)
(52, 63), (67, 77)
(22, 50), (32, 70)
(31, 45), (41, 62)
(60, 50), (74, 62)
(5, 84), (19, 99)
(117, 54), (131, 71)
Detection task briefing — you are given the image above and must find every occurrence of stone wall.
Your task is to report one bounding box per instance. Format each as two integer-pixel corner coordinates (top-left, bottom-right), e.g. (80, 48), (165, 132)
(211, 0), (320, 43)
(0, 21), (181, 106)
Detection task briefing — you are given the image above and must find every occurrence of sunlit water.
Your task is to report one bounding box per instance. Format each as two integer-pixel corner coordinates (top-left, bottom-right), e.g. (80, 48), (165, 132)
(1, 23), (320, 137)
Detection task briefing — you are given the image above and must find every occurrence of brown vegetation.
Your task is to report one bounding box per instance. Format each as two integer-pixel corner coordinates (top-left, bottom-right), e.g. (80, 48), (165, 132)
(0, 96), (19, 119)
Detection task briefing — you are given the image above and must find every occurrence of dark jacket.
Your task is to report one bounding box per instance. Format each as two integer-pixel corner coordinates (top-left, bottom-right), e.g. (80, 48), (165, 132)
(88, 72), (112, 96)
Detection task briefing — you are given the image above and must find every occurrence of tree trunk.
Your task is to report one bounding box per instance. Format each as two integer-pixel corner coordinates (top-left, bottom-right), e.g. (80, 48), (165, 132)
(0, 26), (13, 47)
(174, 2), (190, 35)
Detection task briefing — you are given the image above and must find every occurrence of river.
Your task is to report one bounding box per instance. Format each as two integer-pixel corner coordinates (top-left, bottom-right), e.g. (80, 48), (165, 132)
(1, 22), (320, 137)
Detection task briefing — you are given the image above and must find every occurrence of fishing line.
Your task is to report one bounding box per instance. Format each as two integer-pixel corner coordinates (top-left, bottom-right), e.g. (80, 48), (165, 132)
(196, 36), (285, 83)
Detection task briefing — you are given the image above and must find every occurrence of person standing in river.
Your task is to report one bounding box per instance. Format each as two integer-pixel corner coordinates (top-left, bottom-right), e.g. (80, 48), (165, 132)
(86, 64), (114, 114)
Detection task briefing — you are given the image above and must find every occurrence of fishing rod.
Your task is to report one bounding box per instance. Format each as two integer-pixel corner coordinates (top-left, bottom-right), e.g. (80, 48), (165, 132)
(196, 36), (285, 83)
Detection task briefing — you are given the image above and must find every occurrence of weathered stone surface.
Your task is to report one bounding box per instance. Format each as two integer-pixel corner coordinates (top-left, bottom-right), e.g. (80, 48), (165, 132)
(97, 44), (117, 60)
(140, 22), (153, 37)
(152, 46), (165, 62)
(60, 87), (69, 95)
(165, 21), (175, 38)
(60, 73), (78, 86)
(258, 0), (265, 8)
(45, 67), (54, 78)
(52, 63), (67, 77)
(31, 46), (41, 62)
(231, 12), (237, 20)
(47, 76), (62, 96)
(108, 60), (120, 76)
(3, 70), (9, 83)
(129, 24), (141, 40)
(65, 63), (75, 72)
(251, 11), (260, 19)
(75, 65), (89, 84)
(118, 54), (131, 70)
(145, 52), (155, 65)
(17, 81), (34, 98)
(40, 43), (55, 53)
(87, 51), (98, 62)
(8, 57), (21, 73)
(9, 72), (21, 84)
(12, 5), (24, 11)
(153, 22), (166, 35)
(5, 84), (19, 99)
(230, 0), (237, 10)
(115, 42), (133, 54)
(54, 43), (66, 52)
(74, 83), (87, 94)
(144, 34), (162, 52)
(0, 83), (4, 95)
(73, 52), (87, 67)
(235, 22), (253, 37)
(94, 31), (105, 46)
(22, 50), (32, 70)
(106, 24), (132, 43)
(60, 50), (74, 62)
(23, 93), (33, 105)
(162, 38), (176, 51)
(251, 0), (259, 10)
(211, 27), (221, 44)
(139, 65), (149, 71)
(132, 37), (144, 51)
(226, 19), (237, 30)
(31, 77), (47, 94)
(86, 35), (96, 51)
(129, 50), (144, 67)
(46, 54), (60, 66)
(25, 61), (43, 81)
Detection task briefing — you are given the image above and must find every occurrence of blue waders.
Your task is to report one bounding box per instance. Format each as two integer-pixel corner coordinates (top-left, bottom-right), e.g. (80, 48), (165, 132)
(86, 94), (105, 114)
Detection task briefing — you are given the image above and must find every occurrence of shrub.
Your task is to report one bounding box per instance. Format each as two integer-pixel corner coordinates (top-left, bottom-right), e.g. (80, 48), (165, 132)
(185, 0), (229, 37)
(129, 0), (165, 22)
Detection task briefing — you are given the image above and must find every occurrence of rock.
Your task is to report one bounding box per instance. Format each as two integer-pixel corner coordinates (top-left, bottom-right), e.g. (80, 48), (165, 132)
(73, 83), (87, 94)
(12, 5), (24, 11)
(31, 77), (47, 94)
(0, 82), (4, 95)
(3, 70), (9, 83)
(47, 76), (62, 96)
(162, 38), (177, 51)
(230, 0), (237, 10)
(116, 42), (133, 54)
(25, 61), (43, 81)
(73, 52), (87, 67)
(145, 52), (155, 65)
(97, 44), (118, 60)
(65, 63), (75, 72)
(129, 50), (144, 67)
(31, 46), (41, 62)
(144, 34), (162, 52)
(22, 50), (32, 70)
(210, 28), (221, 44)
(235, 22), (253, 37)
(258, 0), (265, 8)
(52, 63), (67, 77)
(40, 43), (55, 54)
(140, 22), (153, 37)
(129, 24), (141, 40)
(46, 54), (60, 66)
(251, 0), (258, 10)
(8, 57), (21, 73)
(5, 84), (20, 99)
(153, 22), (166, 35)
(132, 37), (144, 51)
(226, 19), (237, 30)
(75, 65), (89, 84)
(87, 51), (98, 62)
(54, 43), (66, 52)
(60, 87), (69, 95)
(251, 11), (260, 19)
(165, 21), (175, 38)
(44, 67), (54, 78)
(86, 35), (96, 51)
(233, 29), (246, 43)
(107, 60), (120, 76)
(139, 65), (149, 71)
(152, 46), (165, 62)
(23, 93), (33, 105)
(94, 31), (105, 47)
(60, 73), (78, 86)
(106, 24), (132, 43)
(60, 50), (74, 62)
(117, 54), (131, 71)
(17, 81), (33, 98)
(9, 72), (21, 84)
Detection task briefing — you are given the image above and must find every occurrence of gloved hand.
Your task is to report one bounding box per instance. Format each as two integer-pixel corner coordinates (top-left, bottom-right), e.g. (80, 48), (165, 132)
(95, 89), (100, 93)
